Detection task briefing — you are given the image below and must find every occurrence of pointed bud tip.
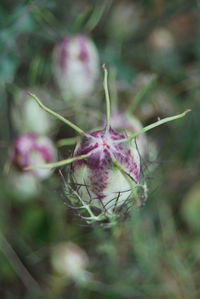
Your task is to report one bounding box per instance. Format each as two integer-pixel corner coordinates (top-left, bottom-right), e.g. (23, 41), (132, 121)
(27, 91), (37, 100)
(27, 91), (32, 96)
(184, 109), (191, 115)
(102, 64), (107, 71)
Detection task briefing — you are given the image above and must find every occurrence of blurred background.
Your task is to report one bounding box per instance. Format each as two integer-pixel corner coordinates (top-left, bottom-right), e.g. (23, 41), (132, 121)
(1, 0), (200, 298)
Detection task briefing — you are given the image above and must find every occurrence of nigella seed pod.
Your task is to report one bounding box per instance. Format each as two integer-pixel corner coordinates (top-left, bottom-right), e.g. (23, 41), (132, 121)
(12, 133), (57, 180)
(26, 66), (190, 224)
(53, 34), (99, 100)
(72, 127), (140, 213)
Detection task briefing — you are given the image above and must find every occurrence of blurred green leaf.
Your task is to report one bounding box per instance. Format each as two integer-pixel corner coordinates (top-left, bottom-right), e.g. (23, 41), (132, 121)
(181, 183), (200, 232)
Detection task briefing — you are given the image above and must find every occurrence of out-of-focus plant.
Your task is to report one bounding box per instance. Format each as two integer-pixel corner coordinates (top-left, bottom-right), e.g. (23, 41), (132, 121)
(11, 133), (57, 180)
(11, 89), (55, 135)
(181, 182), (200, 233)
(51, 242), (89, 281)
(53, 34), (100, 102)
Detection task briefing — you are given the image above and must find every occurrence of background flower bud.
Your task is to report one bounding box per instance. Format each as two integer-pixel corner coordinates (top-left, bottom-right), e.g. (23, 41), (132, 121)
(51, 242), (89, 280)
(53, 34), (100, 100)
(110, 111), (147, 157)
(148, 28), (175, 53)
(11, 89), (54, 135)
(11, 133), (57, 180)
(9, 170), (39, 199)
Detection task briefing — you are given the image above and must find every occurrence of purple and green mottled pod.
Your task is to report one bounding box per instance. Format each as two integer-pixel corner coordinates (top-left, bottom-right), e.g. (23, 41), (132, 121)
(53, 34), (99, 100)
(72, 127), (140, 213)
(12, 133), (57, 180)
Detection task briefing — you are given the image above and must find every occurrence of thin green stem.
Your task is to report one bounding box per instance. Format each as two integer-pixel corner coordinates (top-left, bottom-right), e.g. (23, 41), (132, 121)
(24, 154), (88, 170)
(113, 109), (191, 145)
(127, 109), (191, 142)
(74, 192), (97, 219)
(84, 2), (107, 32)
(57, 137), (80, 147)
(102, 64), (111, 131)
(65, 182), (105, 222)
(27, 92), (86, 136)
(128, 74), (157, 113)
(0, 231), (41, 293)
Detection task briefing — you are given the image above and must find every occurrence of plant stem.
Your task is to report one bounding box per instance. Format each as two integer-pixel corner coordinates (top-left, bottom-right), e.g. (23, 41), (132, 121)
(102, 64), (111, 131)
(57, 137), (79, 147)
(0, 231), (41, 293)
(84, 2), (107, 32)
(25, 154), (88, 170)
(27, 92), (86, 136)
(128, 109), (191, 141)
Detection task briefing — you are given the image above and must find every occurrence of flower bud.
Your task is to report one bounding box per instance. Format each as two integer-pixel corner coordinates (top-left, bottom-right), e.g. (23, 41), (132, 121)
(11, 89), (54, 134)
(72, 127), (141, 214)
(11, 133), (57, 180)
(51, 242), (89, 280)
(53, 34), (99, 100)
(9, 170), (39, 199)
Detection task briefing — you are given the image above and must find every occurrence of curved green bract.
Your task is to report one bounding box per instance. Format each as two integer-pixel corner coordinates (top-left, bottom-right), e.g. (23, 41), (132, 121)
(24, 154), (88, 170)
